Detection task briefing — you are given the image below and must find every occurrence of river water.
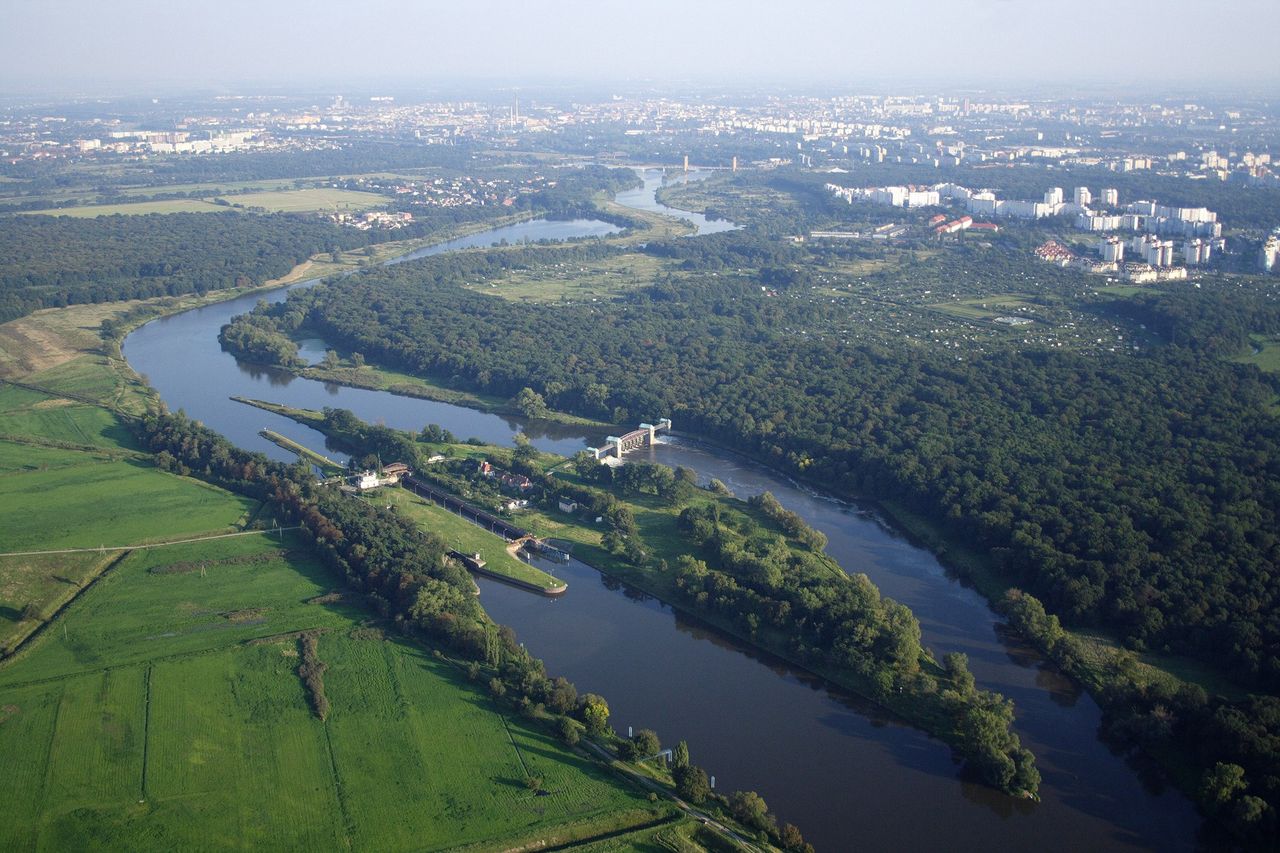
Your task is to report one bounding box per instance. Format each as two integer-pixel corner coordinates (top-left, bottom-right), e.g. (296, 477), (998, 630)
(123, 170), (1200, 851)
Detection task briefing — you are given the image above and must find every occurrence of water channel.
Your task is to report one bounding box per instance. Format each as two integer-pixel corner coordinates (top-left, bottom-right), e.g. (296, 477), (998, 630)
(123, 168), (1200, 851)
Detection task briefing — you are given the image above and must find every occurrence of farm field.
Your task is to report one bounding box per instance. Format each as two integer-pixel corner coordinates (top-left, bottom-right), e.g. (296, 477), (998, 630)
(216, 187), (385, 213)
(381, 488), (566, 592)
(12, 187), (386, 217)
(0, 456), (257, 552)
(0, 529), (654, 850)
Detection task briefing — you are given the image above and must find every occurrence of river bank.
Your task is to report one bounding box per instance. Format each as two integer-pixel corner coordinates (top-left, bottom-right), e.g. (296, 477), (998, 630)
(120, 171), (1204, 851)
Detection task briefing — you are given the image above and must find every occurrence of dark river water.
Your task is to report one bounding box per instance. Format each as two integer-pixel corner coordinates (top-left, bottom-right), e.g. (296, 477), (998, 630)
(123, 170), (1200, 851)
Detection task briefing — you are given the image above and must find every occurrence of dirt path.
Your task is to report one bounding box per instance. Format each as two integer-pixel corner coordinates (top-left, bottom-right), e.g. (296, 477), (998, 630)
(0, 526), (301, 559)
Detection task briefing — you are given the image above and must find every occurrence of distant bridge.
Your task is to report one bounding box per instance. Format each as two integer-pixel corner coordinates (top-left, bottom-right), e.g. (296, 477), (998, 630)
(591, 419), (672, 461)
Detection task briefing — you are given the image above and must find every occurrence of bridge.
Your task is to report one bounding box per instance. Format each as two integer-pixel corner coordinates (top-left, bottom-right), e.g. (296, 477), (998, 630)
(591, 419), (672, 461)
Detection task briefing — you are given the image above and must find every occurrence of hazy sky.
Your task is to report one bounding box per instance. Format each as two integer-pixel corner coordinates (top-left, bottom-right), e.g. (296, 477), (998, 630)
(4, 0), (1277, 94)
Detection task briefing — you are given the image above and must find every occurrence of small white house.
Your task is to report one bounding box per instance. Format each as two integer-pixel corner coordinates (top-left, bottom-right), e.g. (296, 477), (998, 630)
(558, 499), (578, 514)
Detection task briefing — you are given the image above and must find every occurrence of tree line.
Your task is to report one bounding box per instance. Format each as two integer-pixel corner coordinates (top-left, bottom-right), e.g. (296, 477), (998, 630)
(227, 238), (1280, 692)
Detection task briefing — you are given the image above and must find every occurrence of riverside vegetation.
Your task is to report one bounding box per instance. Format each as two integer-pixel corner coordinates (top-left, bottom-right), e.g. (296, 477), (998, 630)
(256, 401), (1040, 797)
(0, 290), (773, 851)
(219, 174), (1280, 843)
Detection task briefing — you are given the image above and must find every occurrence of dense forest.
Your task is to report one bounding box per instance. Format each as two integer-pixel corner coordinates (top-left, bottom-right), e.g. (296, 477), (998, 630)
(0, 165), (637, 324)
(225, 239), (1280, 696)
(0, 213), (360, 322)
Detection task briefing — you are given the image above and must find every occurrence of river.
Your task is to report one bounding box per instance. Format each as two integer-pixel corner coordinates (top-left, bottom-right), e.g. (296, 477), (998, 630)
(123, 168), (1200, 851)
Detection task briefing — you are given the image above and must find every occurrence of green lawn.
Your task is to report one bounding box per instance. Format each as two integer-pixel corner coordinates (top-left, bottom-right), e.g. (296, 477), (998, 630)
(0, 458), (257, 552)
(382, 488), (566, 592)
(0, 395), (138, 450)
(0, 531), (652, 850)
(1235, 334), (1280, 374)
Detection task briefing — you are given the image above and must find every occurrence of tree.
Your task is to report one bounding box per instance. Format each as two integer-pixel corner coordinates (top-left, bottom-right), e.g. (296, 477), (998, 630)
(673, 764), (710, 804)
(671, 740), (690, 769)
(1200, 762), (1248, 812)
(351, 352), (365, 368)
(558, 716), (581, 746)
(632, 728), (661, 758)
(513, 387), (549, 419)
(726, 790), (773, 833)
(579, 693), (610, 735)
(780, 823), (807, 851)
(944, 652), (976, 696)
(546, 676), (577, 713)
(321, 349), (339, 370)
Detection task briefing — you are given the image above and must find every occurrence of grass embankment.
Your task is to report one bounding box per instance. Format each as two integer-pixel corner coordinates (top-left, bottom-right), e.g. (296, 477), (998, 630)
(0, 378), (259, 656)
(257, 428), (345, 476)
(379, 488), (567, 594)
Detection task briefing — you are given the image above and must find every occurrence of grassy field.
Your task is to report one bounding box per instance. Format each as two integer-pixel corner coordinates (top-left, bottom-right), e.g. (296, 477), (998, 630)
(467, 252), (668, 304)
(0, 530), (654, 850)
(0, 456), (257, 552)
(1235, 333), (1280, 374)
(927, 294), (1041, 321)
(217, 187), (385, 213)
(15, 188), (386, 217)
(380, 488), (566, 592)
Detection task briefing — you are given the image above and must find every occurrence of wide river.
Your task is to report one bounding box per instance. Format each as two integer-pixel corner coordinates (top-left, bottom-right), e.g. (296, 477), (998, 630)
(124, 168), (1200, 851)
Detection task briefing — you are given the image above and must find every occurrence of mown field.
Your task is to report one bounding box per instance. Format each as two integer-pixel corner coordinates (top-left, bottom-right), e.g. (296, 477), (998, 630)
(217, 187), (385, 213)
(381, 488), (566, 592)
(0, 529), (655, 850)
(14, 187), (386, 218)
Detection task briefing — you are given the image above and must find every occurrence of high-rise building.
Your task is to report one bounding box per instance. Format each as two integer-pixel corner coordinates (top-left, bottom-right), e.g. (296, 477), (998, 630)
(1044, 187), (1064, 206)
(1099, 237), (1125, 262)
(1074, 187), (1092, 206)
(1101, 188), (1119, 206)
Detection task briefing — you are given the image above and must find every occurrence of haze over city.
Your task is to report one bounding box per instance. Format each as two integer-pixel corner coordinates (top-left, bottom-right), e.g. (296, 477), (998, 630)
(4, 0), (1279, 94)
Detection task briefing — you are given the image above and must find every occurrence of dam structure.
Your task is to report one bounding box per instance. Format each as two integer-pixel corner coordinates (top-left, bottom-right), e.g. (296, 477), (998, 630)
(591, 419), (672, 461)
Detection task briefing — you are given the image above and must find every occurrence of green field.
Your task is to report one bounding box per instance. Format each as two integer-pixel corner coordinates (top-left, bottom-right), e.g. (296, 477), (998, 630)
(1236, 334), (1280, 374)
(927, 294), (1041, 321)
(0, 531), (653, 850)
(14, 188), (386, 217)
(381, 488), (566, 592)
(0, 387), (139, 450)
(467, 252), (667, 304)
(0, 457), (257, 552)
(216, 187), (386, 213)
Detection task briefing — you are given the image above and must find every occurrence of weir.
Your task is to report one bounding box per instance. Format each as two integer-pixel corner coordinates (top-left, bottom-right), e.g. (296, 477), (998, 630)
(591, 418), (671, 461)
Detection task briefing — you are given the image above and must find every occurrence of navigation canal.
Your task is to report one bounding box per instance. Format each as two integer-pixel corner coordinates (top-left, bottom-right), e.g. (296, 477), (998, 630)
(124, 169), (1200, 851)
